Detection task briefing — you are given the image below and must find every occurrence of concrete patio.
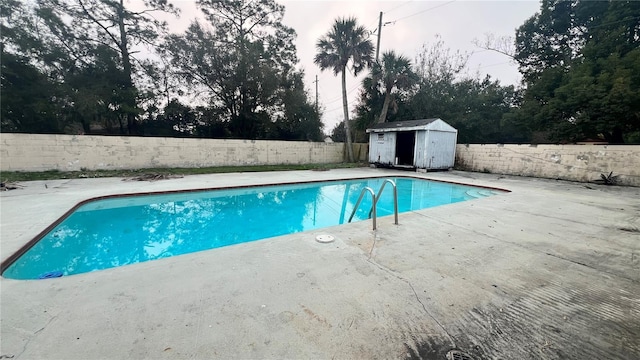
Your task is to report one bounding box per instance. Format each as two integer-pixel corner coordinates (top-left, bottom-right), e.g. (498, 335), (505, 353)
(1, 168), (639, 359)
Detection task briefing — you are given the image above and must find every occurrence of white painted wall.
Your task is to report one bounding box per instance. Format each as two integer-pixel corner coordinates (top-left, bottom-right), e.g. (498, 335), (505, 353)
(0, 134), (360, 172)
(420, 130), (457, 169)
(368, 132), (396, 165)
(456, 144), (640, 187)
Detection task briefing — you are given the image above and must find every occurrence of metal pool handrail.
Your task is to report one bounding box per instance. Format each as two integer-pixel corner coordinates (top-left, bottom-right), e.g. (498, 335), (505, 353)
(347, 187), (377, 230)
(369, 179), (399, 225)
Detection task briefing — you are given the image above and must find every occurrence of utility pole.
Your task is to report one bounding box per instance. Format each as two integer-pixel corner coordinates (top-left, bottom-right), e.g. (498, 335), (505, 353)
(375, 11), (383, 61)
(314, 75), (319, 113)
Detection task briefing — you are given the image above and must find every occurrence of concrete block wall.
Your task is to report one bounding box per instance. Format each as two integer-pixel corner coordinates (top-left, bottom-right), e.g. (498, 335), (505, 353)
(455, 144), (640, 186)
(0, 134), (358, 172)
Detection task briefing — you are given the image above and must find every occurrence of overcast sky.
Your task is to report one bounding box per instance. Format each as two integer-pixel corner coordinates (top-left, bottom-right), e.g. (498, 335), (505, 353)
(168, 0), (541, 133)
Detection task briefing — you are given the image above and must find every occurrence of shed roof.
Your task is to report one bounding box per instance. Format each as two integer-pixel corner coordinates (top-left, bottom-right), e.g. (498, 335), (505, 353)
(366, 118), (456, 133)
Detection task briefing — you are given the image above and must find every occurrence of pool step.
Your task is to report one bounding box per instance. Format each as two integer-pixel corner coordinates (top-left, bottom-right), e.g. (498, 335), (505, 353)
(465, 189), (495, 199)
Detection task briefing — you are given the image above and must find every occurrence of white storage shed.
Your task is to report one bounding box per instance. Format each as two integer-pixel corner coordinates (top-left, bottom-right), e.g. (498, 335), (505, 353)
(366, 118), (458, 170)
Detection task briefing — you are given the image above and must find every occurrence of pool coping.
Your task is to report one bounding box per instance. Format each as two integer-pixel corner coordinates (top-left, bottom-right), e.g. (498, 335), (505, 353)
(0, 174), (510, 277)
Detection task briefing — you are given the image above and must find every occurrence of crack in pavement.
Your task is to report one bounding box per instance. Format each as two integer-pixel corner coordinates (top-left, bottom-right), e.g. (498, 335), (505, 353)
(364, 256), (457, 347)
(364, 228), (456, 346)
(15, 315), (58, 359)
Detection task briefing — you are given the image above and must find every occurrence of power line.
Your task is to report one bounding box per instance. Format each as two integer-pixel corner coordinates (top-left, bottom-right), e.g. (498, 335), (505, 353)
(388, 0), (457, 23)
(324, 105), (344, 113)
(384, 1), (412, 14)
(366, 14), (381, 37)
(322, 83), (361, 104)
(323, 93), (345, 105)
(367, 17), (380, 29)
(323, 97), (343, 106)
(324, 92), (364, 112)
(322, 89), (344, 104)
(324, 91), (362, 113)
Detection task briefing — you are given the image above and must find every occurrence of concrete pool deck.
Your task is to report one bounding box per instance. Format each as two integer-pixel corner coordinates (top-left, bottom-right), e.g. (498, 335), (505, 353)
(1, 168), (638, 359)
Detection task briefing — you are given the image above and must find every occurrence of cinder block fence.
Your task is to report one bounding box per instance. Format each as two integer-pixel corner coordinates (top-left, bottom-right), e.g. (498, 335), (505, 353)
(455, 144), (640, 187)
(0, 134), (366, 171)
(2, 133), (638, 186)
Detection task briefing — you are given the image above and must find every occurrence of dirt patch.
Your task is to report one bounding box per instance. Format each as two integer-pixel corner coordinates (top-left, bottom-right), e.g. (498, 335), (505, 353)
(0, 181), (22, 191)
(122, 174), (184, 182)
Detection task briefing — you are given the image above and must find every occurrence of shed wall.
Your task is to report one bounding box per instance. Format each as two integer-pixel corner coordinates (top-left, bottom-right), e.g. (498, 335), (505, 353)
(367, 119), (458, 169)
(424, 130), (458, 169)
(368, 132), (397, 165)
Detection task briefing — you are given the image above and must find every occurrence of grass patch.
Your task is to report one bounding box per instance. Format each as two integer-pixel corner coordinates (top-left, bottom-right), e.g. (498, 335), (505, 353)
(1, 163), (366, 182)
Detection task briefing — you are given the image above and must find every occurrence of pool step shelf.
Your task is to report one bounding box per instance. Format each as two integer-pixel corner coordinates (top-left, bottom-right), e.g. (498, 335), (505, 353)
(465, 189), (495, 198)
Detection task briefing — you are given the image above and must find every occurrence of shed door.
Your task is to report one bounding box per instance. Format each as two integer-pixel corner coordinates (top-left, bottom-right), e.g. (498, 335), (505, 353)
(426, 130), (457, 169)
(395, 131), (415, 166)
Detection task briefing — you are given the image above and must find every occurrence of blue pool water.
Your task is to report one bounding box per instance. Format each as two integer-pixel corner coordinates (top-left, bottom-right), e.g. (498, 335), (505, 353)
(2, 177), (502, 279)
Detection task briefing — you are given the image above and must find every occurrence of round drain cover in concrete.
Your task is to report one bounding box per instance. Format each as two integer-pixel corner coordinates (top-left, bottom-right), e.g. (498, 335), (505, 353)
(316, 234), (335, 243)
(446, 350), (474, 360)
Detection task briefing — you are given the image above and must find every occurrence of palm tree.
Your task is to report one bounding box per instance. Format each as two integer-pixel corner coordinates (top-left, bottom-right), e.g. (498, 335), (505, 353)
(314, 17), (374, 162)
(372, 50), (417, 123)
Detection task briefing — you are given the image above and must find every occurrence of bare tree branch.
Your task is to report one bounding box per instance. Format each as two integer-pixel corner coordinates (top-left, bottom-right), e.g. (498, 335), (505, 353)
(77, 0), (121, 47)
(472, 33), (516, 59)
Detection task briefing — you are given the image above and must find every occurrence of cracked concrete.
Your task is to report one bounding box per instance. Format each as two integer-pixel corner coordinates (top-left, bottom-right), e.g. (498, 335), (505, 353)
(1, 168), (639, 359)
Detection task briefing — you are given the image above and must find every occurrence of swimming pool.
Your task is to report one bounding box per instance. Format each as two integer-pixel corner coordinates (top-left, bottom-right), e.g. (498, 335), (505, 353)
(2, 177), (503, 279)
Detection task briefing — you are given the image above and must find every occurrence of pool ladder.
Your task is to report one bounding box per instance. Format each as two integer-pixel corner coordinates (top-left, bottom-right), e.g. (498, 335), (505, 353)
(347, 179), (399, 230)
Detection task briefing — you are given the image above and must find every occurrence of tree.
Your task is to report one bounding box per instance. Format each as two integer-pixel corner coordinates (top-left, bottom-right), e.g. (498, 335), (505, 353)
(64, 45), (131, 134)
(514, 0), (640, 143)
(353, 75), (413, 131)
(35, 0), (178, 134)
(449, 77), (524, 143)
(141, 99), (197, 137)
(366, 38), (523, 143)
(197, 0), (297, 139)
(314, 17), (374, 162)
(330, 122), (346, 143)
(514, 0), (584, 83)
(353, 76), (385, 130)
(414, 35), (471, 85)
(371, 51), (418, 124)
(472, 33), (516, 60)
(407, 74), (522, 143)
(0, 0), (67, 133)
(165, 0), (320, 140)
(0, 52), (64, 133)
(408, 36), (472, 125)
(275, 73), (324, 141)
